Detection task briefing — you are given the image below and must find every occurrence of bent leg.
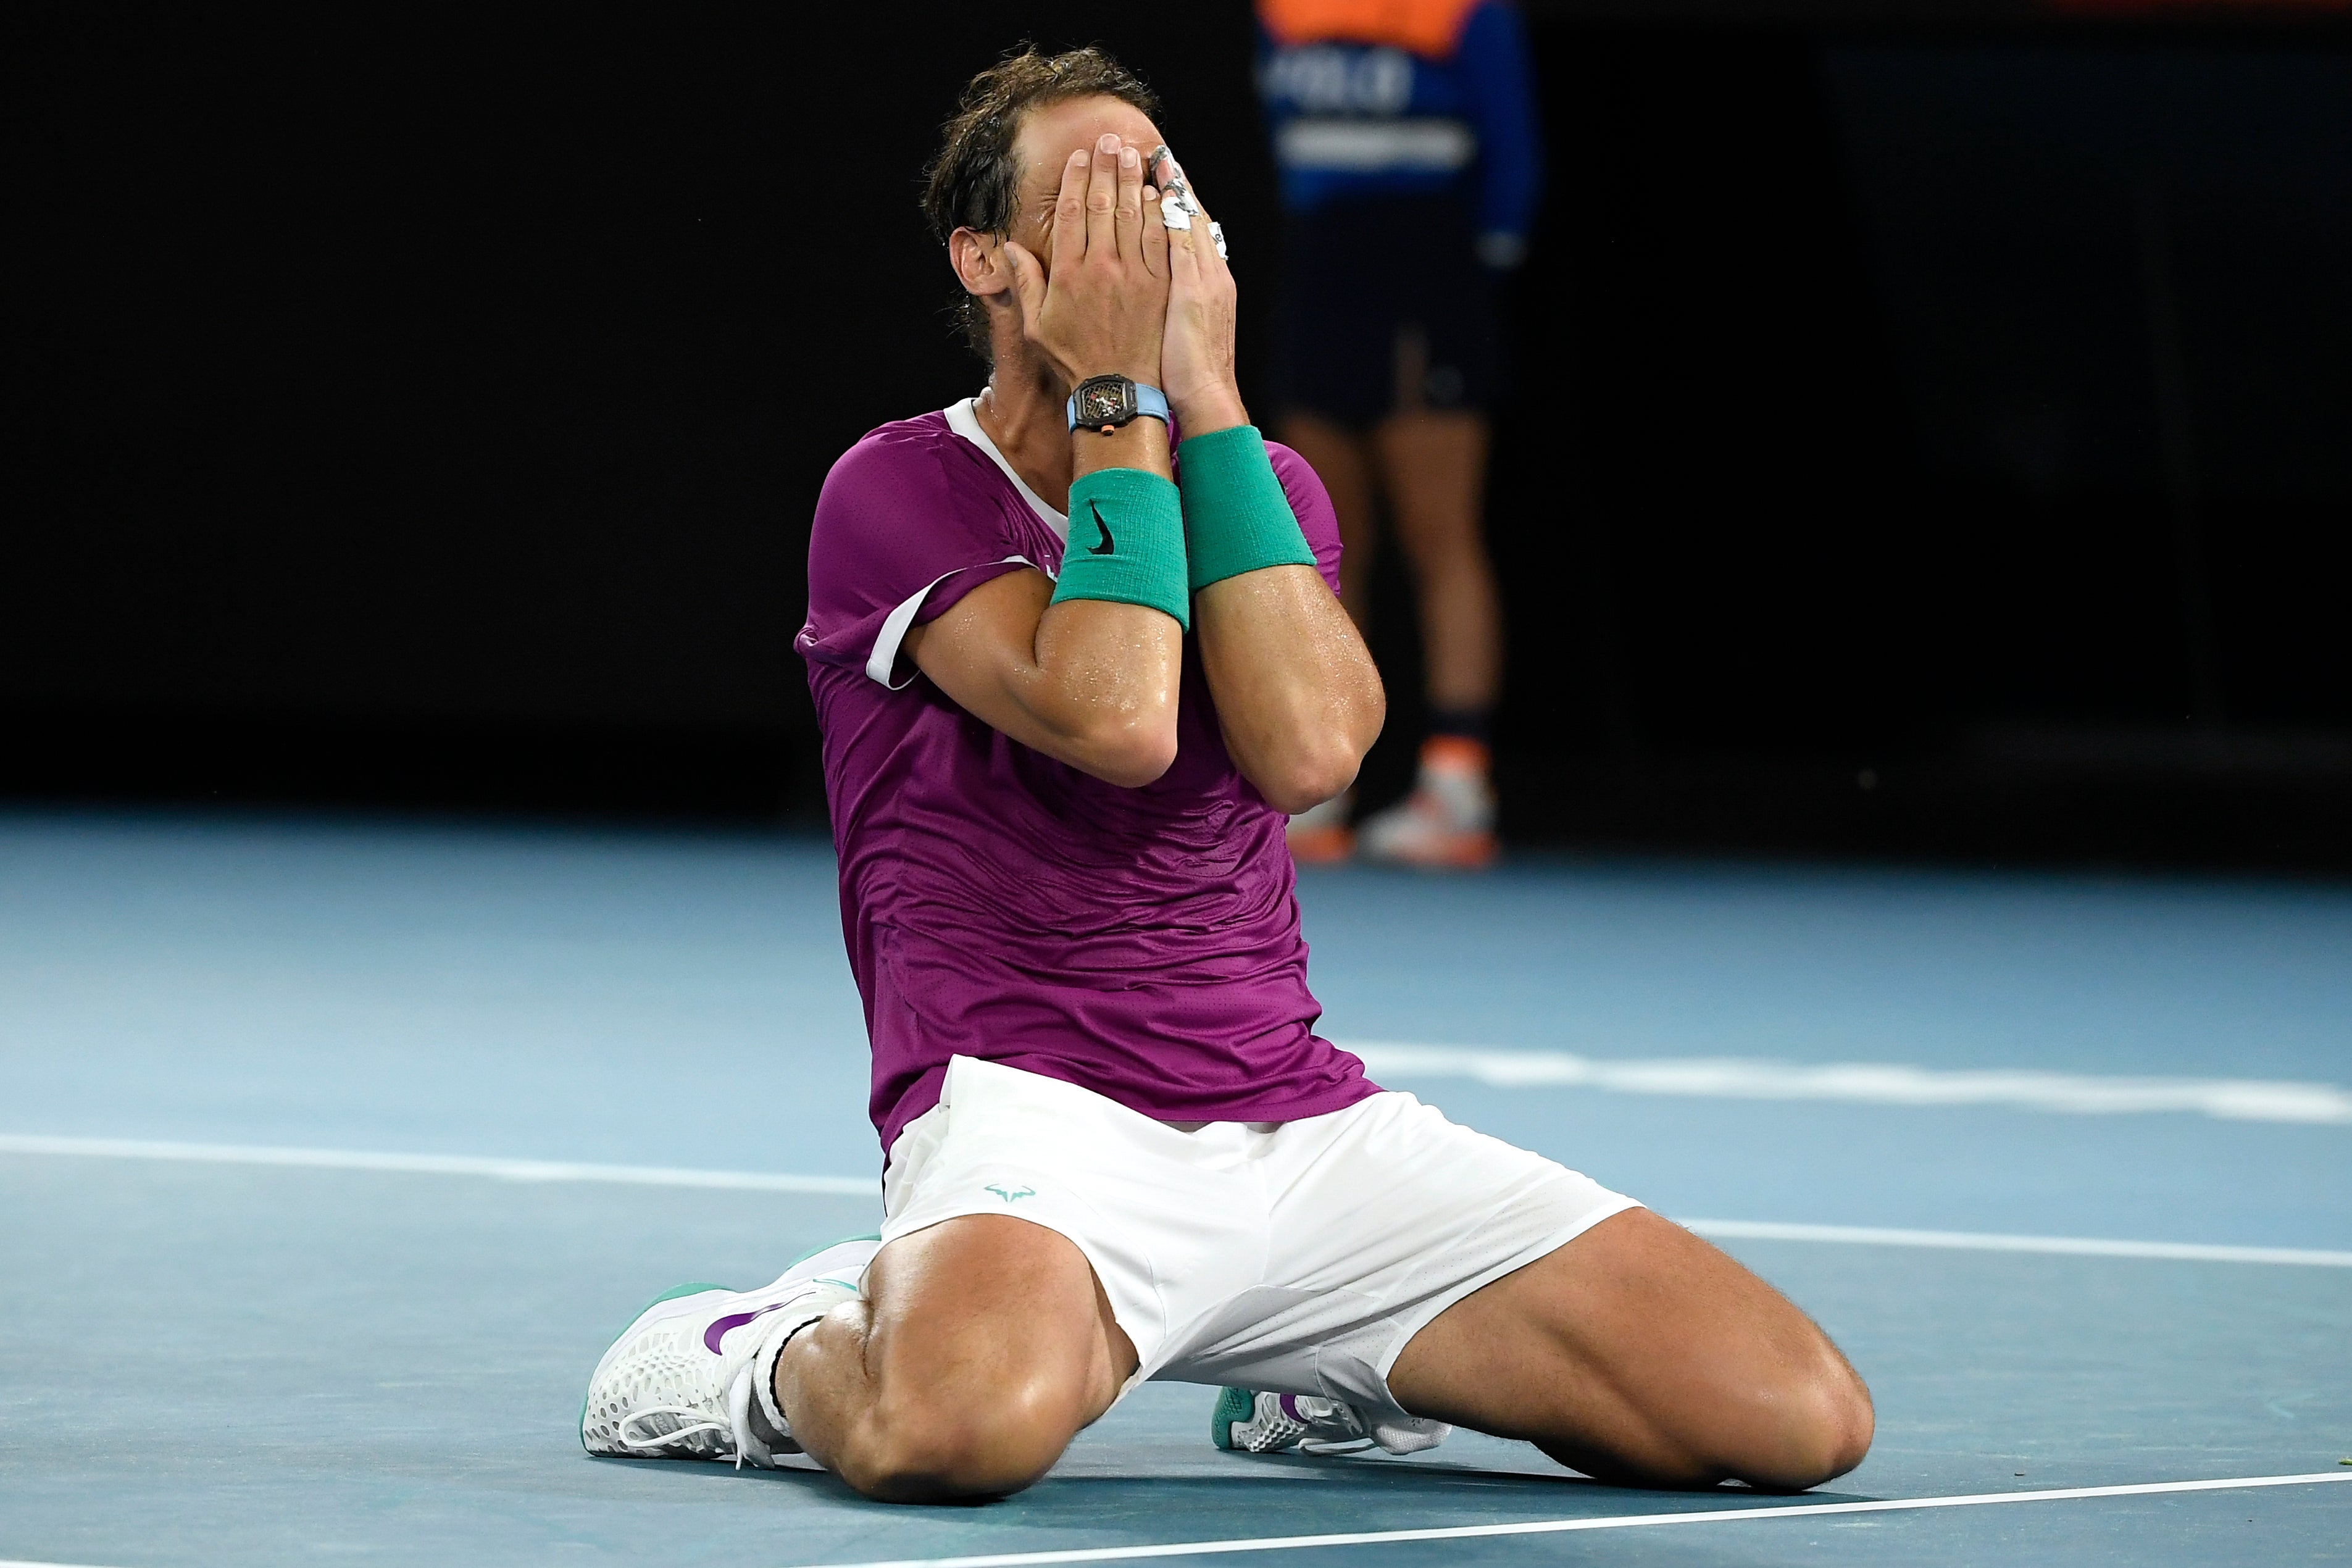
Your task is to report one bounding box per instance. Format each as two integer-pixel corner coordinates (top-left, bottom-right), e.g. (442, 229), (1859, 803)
(1386, 1208), (1873, 1490)
(775, 1214), (1138, 1503)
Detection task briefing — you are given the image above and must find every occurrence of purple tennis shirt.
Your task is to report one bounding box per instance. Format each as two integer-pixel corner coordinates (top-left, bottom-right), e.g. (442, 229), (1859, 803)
(797, 398), (1378, 1157)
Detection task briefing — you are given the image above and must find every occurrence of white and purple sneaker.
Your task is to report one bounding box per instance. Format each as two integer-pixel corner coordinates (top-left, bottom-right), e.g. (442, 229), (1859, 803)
(580, 1234), (877, 1469)
(1211, 1387), (1451, 1457)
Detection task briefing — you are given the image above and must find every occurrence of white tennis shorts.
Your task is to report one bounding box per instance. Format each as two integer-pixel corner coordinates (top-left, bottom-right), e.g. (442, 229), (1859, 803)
(879, 1054), (1642, 1414)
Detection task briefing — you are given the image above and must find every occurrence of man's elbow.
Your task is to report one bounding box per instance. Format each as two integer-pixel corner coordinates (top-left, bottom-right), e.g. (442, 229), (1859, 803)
(1254, 743), (1363, 817)
(1079, 716), (1180, 790)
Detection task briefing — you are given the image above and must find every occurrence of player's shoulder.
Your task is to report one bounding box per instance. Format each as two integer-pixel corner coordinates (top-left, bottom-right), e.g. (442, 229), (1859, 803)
(817, 409), (965, 512)
(807, 404), (1022, 601)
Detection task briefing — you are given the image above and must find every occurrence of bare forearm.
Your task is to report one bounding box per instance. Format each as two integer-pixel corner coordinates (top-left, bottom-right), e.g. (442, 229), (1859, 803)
(1024, 598), (1185, 779)
(908, 573), (1182, 788)
(1195, 566), (1385, 812)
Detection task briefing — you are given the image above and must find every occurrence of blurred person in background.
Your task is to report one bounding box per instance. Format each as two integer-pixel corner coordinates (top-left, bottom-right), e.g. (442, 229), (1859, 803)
(1256, 0), (1540, 869)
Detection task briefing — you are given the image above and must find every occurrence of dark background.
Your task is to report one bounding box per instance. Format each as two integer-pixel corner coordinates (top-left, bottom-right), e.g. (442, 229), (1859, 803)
(9, 3), (2349, 869)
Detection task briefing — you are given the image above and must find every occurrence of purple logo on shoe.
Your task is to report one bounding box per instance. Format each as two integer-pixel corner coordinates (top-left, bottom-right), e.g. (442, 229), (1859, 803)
(704, 1301), (794, 1355)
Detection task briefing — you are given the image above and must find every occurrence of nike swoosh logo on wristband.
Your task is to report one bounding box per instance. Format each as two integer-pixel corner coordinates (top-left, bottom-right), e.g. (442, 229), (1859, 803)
(1088, 500), (1116, 556)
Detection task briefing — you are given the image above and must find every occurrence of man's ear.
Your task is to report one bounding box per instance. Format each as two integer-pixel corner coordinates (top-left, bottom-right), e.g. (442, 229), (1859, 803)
(948, 228), (1012, 301)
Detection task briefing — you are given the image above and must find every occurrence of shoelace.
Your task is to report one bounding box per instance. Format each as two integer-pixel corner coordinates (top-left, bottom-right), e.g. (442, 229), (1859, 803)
(617, 1398), (760, 1470)
(608, 1280), (855, 1473)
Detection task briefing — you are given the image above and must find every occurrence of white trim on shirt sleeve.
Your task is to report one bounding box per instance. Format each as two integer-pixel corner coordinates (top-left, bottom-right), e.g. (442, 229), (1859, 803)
(864, 556), (1033, 689)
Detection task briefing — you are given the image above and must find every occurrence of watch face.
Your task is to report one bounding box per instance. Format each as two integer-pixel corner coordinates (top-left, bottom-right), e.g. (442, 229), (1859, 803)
(1078, 380), (1130, 425)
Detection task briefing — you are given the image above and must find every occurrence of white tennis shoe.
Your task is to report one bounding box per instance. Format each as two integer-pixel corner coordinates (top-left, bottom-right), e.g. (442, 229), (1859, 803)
(1211, 1387), (1451, 1457)
(580, 1235), (877, 1469)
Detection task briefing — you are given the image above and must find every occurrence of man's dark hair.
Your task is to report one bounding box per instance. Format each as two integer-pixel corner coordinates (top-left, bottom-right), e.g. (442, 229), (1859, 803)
(922, 44), (1161, 362)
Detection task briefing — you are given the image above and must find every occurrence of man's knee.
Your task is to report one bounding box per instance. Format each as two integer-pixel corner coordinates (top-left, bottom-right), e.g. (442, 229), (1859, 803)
(1599, 1318), (1874, 1492)
(1730, 1346), (1875, 1492)
(832, 1376), (1078, 1503)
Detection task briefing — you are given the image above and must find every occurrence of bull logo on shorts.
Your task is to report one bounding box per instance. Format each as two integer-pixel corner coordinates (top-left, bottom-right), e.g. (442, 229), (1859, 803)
(985, 1183), (1036, 1203)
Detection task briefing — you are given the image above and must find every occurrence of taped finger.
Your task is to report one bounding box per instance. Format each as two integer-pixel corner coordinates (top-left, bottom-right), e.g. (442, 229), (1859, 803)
(1150, 145), (1199, 231)
(1149, 146), (1228, 259)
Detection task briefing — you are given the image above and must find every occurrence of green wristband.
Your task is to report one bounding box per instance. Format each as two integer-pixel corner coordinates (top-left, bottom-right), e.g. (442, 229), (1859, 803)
(1051, 467), (1190, 630)
(1177, 425), (1319, 593)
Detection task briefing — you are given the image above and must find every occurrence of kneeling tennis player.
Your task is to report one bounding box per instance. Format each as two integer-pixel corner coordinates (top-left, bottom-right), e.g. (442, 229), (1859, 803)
(581, 45), (1873, 1502)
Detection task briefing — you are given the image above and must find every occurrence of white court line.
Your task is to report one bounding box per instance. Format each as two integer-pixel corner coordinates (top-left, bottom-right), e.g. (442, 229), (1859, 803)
(5, 1133), (2347, 1266)
(6, 1477), (2351, 1568)
(796, 1472), (2352, 1568)
(0, 1133), (874, 1195)
(1341, 1041), (2352, 1125)
(1680, 1219), (2352, 1267)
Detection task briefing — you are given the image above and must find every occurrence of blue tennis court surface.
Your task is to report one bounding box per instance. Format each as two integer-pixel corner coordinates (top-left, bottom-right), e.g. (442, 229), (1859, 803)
(3, 811), (2347, 1566)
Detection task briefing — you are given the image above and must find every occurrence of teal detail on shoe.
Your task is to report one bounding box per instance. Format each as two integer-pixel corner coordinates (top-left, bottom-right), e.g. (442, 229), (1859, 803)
(1210, 1386), (1256, 1453)
(577, 1281), (732, 1450)
(783, 1232), (882, 1271)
